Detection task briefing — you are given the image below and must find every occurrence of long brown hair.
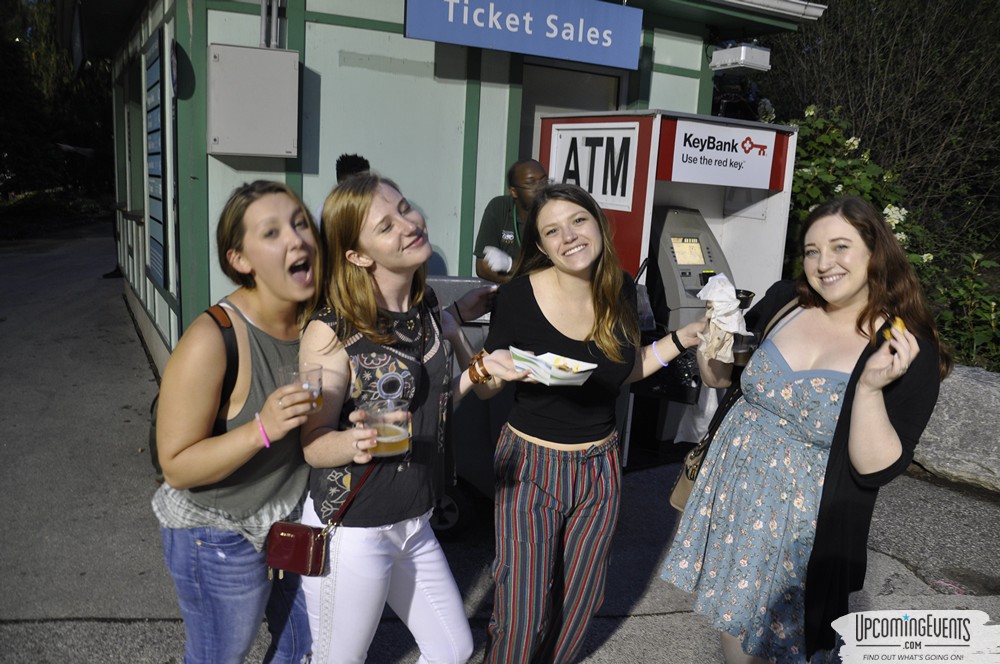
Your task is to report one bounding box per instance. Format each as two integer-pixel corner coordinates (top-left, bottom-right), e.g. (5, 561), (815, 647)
(307, 173), (426, 346)
(512, 183), (640, 362)
(796, 196), (952, 378)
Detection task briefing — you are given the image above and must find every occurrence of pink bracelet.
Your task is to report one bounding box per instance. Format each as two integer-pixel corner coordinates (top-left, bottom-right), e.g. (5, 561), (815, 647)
(255, 412), (271, 448)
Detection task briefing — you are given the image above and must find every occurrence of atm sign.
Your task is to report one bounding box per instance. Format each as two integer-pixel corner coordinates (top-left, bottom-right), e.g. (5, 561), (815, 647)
(548, 122), (639, 211)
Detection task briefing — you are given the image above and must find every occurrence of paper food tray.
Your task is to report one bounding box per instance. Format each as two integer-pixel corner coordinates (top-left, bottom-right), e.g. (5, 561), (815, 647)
(509, 347), (597, 386)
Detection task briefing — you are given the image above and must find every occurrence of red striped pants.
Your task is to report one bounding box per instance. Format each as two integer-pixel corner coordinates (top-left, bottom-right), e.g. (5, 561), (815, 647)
(485, 424), (622, 664)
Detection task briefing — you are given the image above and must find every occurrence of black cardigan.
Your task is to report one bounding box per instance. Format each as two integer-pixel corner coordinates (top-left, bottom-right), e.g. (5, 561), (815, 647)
(733, 280), (942, 656)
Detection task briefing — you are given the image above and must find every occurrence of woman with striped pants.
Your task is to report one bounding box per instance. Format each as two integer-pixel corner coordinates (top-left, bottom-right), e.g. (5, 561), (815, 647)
(471, 184), (704, 663)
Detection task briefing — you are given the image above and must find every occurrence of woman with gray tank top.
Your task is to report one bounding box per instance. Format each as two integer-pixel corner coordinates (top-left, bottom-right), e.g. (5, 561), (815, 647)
(152, 181), (320, 663)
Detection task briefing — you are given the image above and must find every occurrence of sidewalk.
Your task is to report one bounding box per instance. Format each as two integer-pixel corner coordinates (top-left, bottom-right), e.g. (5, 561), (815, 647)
(1, 217), (997, 663)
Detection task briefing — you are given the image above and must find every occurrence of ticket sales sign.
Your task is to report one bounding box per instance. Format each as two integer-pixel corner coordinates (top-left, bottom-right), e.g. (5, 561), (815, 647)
(405, 0), (644, 70)
(660, 118), (789, 190)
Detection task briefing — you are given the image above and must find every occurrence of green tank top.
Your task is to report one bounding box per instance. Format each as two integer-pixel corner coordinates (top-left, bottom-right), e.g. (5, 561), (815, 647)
(186, 300), (308, 519)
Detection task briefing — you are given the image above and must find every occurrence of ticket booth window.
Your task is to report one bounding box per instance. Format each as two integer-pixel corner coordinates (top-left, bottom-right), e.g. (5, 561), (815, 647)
(521, 62), (622, 159)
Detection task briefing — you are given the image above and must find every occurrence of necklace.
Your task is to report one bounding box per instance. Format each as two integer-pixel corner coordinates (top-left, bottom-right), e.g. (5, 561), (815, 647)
(512, 203), (522, 246)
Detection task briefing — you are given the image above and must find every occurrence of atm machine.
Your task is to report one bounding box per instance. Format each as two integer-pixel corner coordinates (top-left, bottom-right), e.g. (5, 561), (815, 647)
(646, 206), (734, 329)
(630, 206), (743, 464)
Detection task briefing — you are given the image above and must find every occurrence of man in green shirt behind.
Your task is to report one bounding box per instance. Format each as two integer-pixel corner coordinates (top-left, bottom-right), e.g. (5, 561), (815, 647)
(474, 159), (548, 283)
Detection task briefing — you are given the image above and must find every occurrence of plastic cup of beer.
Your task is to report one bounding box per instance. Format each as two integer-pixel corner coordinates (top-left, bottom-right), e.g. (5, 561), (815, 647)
(732, 335), (755, 367)
(279, 362), (323, 410)
(365, 398), (411, 457)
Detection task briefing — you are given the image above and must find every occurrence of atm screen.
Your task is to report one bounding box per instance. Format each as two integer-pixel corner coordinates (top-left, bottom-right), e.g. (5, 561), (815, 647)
(671, 236), (706, 265)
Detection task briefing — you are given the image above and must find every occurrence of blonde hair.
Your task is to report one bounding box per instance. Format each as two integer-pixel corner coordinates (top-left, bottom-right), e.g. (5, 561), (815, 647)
(307, 173), (426, 346)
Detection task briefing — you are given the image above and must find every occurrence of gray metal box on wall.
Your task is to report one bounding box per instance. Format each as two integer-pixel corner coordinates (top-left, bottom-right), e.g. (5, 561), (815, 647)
(207, 44), (299, 157)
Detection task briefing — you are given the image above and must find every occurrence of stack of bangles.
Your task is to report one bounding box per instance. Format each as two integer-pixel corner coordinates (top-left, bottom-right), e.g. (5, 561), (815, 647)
(468, 350), (493, 384)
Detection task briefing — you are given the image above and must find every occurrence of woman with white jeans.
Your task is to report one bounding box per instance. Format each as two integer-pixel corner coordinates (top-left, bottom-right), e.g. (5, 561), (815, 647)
(297, 174), (527, 663)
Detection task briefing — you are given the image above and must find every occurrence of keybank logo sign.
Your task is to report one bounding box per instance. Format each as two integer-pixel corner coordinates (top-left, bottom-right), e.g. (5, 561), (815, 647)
(682, 133), (738, 154)
(681, 133), (771, 156)
(832, 610), (1000, 663)
(671, 119), (777, 190)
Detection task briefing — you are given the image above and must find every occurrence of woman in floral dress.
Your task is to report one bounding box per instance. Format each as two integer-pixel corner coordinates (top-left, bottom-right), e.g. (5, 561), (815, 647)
(662, 197), (952, 663)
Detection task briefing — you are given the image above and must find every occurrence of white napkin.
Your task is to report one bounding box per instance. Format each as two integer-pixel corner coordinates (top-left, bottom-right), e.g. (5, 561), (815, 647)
(696, 274), (751, 362)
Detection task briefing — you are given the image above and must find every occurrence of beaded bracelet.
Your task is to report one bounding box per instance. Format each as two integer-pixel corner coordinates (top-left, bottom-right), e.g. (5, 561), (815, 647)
(255, 412), (272, 449)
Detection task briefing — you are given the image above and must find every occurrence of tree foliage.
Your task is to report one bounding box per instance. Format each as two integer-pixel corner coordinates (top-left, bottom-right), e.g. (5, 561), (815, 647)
(760, 0), (1000, 246)
(1, 0), (113, 198)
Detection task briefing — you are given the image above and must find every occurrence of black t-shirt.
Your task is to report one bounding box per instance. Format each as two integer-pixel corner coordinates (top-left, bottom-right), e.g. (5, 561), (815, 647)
(485, 274), (637, 443)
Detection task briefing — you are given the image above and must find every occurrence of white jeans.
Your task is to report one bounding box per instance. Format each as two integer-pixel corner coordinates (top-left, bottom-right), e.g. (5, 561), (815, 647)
(300, 494), (473, 664)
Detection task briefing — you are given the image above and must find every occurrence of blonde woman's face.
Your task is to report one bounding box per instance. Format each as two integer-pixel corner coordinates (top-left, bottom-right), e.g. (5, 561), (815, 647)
(351, 183), (432, 274)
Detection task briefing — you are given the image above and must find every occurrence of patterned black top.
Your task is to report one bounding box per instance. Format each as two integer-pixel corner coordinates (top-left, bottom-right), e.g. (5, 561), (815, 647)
(307, 290), (453, 527)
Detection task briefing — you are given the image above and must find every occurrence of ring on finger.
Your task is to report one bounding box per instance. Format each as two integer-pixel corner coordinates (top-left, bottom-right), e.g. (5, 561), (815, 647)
(278, 398), (283, 408)
(353, 439), (359, 451)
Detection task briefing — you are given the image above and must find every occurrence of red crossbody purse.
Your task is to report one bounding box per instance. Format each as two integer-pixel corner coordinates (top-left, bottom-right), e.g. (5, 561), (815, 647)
(266, 464), (375, 580)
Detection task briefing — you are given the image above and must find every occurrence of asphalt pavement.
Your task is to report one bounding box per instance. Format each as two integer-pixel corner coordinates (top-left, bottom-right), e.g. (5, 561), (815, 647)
(1, 216), (998, 663)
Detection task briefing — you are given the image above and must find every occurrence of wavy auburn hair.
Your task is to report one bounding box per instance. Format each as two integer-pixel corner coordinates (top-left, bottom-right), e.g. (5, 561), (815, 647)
(797, 196), (952, 378)
(511, 183), (640, 363)
(306, 173), (426, 346)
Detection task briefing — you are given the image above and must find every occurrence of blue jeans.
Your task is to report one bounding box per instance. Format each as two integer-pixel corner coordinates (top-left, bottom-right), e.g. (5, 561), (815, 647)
(161, 526), (311, 664)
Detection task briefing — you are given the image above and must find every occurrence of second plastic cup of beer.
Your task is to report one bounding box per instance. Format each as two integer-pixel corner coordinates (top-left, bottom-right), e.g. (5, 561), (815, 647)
(279, 362), (324, 410)
(364, 398), (411, 457)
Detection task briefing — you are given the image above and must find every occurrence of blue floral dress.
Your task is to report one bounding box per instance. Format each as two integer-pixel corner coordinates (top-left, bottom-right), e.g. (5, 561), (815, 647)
(661, 335), (848, 663)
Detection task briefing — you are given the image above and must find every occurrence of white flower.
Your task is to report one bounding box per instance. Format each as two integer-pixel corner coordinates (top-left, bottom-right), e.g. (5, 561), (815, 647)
(883, 204), (908, 229)
(845, 136), (860, 150)
(805, 105), (817, 118)
(922, 253), (934, 263)
(834, 184), (844, 193)
(895, 232), (908, 245)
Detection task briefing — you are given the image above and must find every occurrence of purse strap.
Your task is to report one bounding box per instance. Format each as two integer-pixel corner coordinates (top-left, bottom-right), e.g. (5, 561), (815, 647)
(699, 296), (801, 448)
(321, 462), (376, 535)
(761, 298), (800, 341)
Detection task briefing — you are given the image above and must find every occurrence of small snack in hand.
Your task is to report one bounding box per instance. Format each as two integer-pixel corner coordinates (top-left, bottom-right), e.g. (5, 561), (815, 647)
(552, 357), (581, 373)
(882, 316), (906, 341)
